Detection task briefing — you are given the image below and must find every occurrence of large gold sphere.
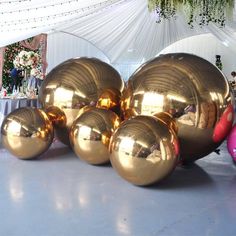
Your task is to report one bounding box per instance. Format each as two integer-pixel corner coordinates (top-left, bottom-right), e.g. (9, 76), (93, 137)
(1, 107), (54, 159)
(122, 53), (234, 163)
(39, 57), (124, 145)
(109, 115), (179, 186)
(70, 107), (121, 165)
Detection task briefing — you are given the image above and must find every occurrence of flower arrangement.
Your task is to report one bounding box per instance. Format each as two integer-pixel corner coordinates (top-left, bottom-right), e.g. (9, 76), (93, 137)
(148, 0), (234, 28)
(30, 67), (44, 80)
(13, 50), (40, 70)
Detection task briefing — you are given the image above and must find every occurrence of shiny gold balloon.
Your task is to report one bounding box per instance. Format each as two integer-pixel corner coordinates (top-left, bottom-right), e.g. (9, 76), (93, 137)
(122, 53), (234, 163)
(96, 88), (121, 116)
(39, 57), (124, 145)
(154, 112), (178, 134)
(1, 107), (54, 159)
(109, 115), (179, 186)
(70, 107), (121, 165)
(45, 106), (66, 127)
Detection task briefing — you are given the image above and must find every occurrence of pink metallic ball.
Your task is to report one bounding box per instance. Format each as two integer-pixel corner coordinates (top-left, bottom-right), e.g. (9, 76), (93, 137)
(227, 124), (236, 161)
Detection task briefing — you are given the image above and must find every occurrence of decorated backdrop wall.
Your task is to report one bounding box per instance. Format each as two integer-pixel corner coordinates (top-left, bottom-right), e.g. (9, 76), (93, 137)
(2, 42), (38, 91)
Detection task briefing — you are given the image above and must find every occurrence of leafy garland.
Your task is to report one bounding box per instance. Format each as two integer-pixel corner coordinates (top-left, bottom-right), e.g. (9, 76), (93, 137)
(2, 42), (40, 92)
(148, 0), (179, 22)
(148, 0), (234, 28)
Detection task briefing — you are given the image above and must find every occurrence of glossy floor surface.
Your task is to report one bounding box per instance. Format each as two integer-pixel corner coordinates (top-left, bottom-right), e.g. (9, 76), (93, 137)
(0, 140), (236, 236)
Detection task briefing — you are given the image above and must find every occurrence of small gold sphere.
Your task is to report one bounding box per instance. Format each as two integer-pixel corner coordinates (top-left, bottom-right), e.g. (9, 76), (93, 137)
(1, 107), (54, 159)
(70, 107), (121, 165)
(96, 88), (121, 116)
(154, 112), (178, 134)
(45, 106), (67, 127)
(109, 115), (179, 186)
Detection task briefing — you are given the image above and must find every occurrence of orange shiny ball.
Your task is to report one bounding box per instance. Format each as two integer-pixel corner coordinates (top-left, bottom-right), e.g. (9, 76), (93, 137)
(97, 88), (121, 109)
(45, 106), (67, 127)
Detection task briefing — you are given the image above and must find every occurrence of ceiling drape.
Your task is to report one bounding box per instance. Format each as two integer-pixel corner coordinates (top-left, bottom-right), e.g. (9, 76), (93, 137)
(1, 0), (236, 64)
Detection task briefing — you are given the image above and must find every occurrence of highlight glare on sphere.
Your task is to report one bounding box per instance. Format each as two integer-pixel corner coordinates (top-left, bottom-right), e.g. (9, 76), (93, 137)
(121, 53), (234, 163)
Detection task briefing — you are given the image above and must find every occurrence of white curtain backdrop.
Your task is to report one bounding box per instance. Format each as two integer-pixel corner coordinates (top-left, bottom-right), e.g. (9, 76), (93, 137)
(112, 63), (141, 81)
(47, 31), (236, 81)
(159, 33), (236, 80)
(0, 0), (125, 48)
(46, 32), (109, 73)
(47, 32), (140, 81)
(1, 0), (236, 65)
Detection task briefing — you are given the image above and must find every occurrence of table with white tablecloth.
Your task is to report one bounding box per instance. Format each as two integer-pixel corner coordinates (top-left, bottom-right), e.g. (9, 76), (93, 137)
(0, 98), (40, 127)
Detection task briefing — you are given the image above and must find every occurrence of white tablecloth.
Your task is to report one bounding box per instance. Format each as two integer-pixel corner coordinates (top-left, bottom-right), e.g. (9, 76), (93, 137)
(0, 98), (40, 127)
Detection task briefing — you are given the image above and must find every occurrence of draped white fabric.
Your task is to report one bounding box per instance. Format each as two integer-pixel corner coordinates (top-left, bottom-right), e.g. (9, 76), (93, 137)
(55, 0), (203, 63)
(46, 32), (109, 73)
(1, 0), (236, 65)
(159, 33), (236, 79)
(0, 0), (125, 48)
(47, 31), (236, 81)
(47, 32), (140, 81)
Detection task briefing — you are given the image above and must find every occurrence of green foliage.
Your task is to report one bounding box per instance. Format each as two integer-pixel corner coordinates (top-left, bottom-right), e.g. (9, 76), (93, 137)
(148, 0), (234, 28)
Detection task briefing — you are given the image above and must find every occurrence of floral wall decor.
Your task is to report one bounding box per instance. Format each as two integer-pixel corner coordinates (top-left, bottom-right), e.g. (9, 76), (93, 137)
(2, 42), (40, 91)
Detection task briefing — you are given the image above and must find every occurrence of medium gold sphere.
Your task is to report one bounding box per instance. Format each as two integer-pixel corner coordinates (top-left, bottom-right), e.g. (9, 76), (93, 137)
(1, 107), (54, 159)
(39, 57), (124, 145)
(109, 115), (179, 186)
(122, 53), (234, 163)
(70, 107), (121, 165)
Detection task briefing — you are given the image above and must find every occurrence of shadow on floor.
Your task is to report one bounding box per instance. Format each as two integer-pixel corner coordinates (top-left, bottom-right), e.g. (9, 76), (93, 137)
(38, 146), (73, 161)
(148, 163), (214, 190)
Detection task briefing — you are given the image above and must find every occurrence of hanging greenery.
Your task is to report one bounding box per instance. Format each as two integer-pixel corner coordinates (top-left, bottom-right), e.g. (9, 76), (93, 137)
(148, 0), (234, 28)
(148, 0), (179, 22)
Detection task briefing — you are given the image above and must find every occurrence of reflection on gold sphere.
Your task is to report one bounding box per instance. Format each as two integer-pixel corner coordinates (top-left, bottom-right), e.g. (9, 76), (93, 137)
(96, 88), (121, 116)
(109, 115), (179, 186)
(39, 57), (124, 145)
(70, 107), (121, 165)
(1, 107), (53, 159)
(122, 53), (234, 163)
(45, 106), (66, 127)
(154, 112), (178, 134)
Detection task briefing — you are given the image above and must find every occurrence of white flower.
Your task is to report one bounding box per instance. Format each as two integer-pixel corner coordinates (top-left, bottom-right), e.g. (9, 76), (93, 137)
(14, 50), (40, 70)
(19, 50), (28, 57)
(30, 67), (44, 80)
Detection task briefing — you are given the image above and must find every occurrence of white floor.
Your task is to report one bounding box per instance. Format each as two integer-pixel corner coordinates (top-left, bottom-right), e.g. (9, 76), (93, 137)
(0, 140), (236, 236)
